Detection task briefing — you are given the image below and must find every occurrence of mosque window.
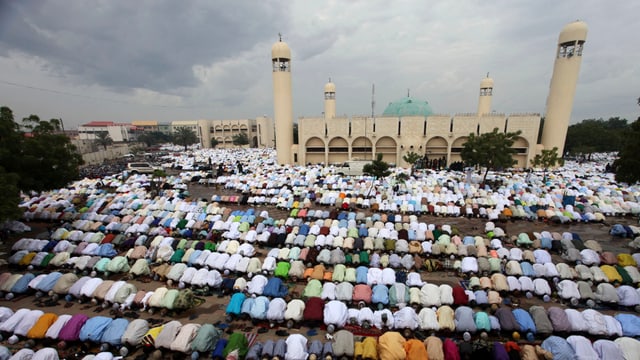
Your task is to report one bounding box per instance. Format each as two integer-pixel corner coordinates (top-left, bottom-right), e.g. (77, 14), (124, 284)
(352, 146), (372, 153)
(558, 42), (577, 58)
(273, 59), (290, 72)
(575, 41), (584, 56)
(329, 147), (348, 152)
(397, 121), (401, 136)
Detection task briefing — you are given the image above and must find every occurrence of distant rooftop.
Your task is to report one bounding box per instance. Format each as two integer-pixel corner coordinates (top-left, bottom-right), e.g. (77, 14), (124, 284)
(81, 121), (131, 127)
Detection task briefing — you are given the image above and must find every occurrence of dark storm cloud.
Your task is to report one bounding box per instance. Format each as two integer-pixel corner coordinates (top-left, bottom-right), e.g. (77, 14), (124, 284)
(0, 0), (289, 92)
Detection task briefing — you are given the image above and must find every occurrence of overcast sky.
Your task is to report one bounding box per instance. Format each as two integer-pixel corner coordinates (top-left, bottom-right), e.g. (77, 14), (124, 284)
(1, 0), (638, 129)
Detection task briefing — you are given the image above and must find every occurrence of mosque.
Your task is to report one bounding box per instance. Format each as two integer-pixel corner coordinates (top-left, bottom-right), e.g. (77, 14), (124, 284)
(190, 20), (587, 169)
(272, 20), (588, 168)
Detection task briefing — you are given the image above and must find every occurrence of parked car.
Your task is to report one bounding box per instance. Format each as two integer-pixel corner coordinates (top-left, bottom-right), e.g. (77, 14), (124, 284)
(127, 162), (157, 174)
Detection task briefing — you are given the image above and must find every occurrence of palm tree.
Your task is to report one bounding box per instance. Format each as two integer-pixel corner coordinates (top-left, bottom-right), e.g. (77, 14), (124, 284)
(94, 131), (113, 151)
(402, 151), (422, 176)
(172, 127), (199, 150)
(530, 147), (562, 182)
(362, 153), (391, 179)
(232, 132), (249, 146)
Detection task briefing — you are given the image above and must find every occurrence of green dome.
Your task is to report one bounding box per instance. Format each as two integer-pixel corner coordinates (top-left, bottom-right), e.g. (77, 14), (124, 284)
(382, 96), (433, 117)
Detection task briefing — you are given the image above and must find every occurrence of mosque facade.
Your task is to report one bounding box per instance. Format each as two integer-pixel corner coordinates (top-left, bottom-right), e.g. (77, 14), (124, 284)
(297, 85), (541, 168)
(190, 21), (587, 169)
(279, 21), (588, 168)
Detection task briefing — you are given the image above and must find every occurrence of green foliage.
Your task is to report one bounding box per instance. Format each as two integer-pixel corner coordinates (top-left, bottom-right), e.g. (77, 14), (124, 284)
(564, 117), (629, 155)
(396, 172), (409, 183)
(0, 106), (83, 221)
(172, 127), (199, 150)
(94, 131), (113, 150)
(152, 169), (167, 178)
(530, 147), (562, 169)
(362, 153), (391, 179)
(460, 127), (521, 185)
(402, 151), (422, 175)
(210, 138), (220, 148)
(530, 147), (562, 181)
(129, 145), (146, 154)
(22, 114), (61, 134)
(232, 132), (249, 146)
(613, 118), (640, 184)
(0, 167), (22, 222)
(138, 131), (171, 147)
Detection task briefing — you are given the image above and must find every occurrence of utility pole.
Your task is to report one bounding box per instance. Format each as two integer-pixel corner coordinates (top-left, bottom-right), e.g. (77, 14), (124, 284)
(371, 84), (375, 119)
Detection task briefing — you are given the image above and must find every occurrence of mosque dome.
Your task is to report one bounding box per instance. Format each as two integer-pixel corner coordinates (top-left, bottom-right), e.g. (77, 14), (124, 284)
(382, 96), (434, 117)
(272, 40), (291, 59)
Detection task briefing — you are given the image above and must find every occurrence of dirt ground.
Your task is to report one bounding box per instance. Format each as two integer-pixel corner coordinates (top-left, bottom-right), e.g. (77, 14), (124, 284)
(1, 182), (638, 359)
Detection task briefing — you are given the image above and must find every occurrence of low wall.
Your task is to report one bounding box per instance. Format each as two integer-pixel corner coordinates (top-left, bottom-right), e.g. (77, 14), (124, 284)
(81, 144), (132, 165)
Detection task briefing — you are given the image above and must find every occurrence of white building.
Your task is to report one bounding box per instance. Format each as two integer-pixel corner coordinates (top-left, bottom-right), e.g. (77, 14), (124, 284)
(77, 121), (131, 142)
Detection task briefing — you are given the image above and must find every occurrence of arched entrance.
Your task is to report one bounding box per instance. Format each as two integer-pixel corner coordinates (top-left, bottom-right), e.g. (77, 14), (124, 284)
(511, 137), (529, 168)
(327, 137), (349, 164)
(351, 136), (373, 160)
(425, 136), (449, 167)
(375, 137), (397, 164)
(449, 136), (468, 164)
(305, 137), (326, 165)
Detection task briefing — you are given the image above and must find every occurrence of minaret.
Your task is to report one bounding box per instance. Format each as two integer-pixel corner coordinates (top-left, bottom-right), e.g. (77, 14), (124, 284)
(324, 79), (336, 120)
(541, 20), (588, 155)
(477, 74), (494, 116)
(272, 34), (294, 165)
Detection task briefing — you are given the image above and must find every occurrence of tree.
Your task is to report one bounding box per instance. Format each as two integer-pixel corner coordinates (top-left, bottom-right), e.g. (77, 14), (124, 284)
(94, 131), (113, 151)
(22, 114), (60, 134)
(0, 106), (83, 221)
(613, 119), (640, 184)
(402, 151), (422, 176)
(564, 117), (629, 157)
(363, 153), (391, 179)
(138, 131), (171, 147)
(210, 138), (220, 148)
(0, 167), (22, 222)
(530, 147), (562, 182)
(172, 127), (198, 150)
(460, 127), (521, 186)
(232, 132), (249, 146)
(613, 99), (640, 184)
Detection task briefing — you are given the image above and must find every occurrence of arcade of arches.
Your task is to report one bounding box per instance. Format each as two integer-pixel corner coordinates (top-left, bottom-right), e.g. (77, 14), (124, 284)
(303, 135), (530, 168)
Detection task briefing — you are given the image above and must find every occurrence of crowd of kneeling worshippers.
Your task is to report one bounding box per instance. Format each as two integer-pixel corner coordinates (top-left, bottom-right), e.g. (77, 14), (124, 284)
(0, 148), (639, 359)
